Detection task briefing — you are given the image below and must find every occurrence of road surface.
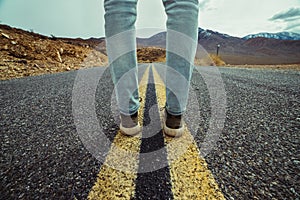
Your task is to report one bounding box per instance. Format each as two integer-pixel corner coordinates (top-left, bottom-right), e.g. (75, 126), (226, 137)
(1, 64), (299, 199)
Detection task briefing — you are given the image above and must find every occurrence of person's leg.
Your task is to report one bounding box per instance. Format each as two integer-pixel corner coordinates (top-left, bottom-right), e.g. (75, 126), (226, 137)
(162, 0), (199, 116)
(162, 0), (199, 136)
(104, 0), (140, 116)
(104, 0), (141, 135)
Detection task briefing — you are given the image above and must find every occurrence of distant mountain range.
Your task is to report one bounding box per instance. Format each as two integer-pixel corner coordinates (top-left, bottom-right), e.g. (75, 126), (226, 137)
(243, 32), (300, 41)
(137, 28), (300, 64)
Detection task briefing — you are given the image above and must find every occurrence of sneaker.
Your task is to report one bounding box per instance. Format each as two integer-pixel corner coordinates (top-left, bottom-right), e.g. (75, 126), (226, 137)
(120, 112), (142, 136)
(163, 110), (184, 137)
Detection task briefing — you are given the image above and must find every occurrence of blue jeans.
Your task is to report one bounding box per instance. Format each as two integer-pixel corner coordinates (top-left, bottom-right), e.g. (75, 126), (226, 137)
(104, 0), (199, 116)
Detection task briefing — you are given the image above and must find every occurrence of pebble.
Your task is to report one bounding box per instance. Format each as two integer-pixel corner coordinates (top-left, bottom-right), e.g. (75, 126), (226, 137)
(1, 32), (10, 39)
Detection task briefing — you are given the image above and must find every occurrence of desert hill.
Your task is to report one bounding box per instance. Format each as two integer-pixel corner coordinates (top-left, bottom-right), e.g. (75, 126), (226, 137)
(0, 24), (107, 80)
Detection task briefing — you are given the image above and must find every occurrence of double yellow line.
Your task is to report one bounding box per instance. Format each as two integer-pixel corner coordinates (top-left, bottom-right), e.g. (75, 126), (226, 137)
(152, 65), (224, 199)
(88, 64), (225, 199)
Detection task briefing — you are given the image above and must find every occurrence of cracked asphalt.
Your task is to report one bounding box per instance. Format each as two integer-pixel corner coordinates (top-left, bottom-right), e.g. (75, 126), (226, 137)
(1, 65), (299, 199)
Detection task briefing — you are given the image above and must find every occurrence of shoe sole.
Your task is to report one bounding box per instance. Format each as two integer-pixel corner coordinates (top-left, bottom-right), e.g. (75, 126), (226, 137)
(163, 123), (184, 137)
(162, 110), (184, 137)
(120, 123), (142, 136)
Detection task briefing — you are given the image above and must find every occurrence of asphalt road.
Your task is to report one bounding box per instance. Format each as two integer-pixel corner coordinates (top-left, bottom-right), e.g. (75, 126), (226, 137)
(1, 65), (299, 199)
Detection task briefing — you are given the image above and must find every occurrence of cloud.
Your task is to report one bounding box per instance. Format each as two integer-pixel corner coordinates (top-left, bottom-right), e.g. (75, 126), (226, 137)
(285, 22), (300, 31)
(269, 7), (300, 21)
(269, 7), (300, 33)
(282, 16), (300, 22)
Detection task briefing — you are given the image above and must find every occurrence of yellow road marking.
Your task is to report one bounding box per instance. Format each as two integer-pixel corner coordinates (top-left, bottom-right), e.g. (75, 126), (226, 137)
(88, 65), (150, 200)
(152, 64), (225, 200)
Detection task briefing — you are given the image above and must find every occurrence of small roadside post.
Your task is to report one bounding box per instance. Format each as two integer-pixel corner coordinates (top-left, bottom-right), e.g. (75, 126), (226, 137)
(216, 44), (221, 56)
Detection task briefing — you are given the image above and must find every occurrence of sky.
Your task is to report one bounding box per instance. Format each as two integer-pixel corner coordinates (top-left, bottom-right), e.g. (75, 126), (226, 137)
(0, 0), (299, 39)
